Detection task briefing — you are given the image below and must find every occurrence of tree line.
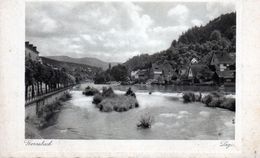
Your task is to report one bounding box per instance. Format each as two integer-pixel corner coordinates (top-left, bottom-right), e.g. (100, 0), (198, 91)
(25, 58), (75, 100)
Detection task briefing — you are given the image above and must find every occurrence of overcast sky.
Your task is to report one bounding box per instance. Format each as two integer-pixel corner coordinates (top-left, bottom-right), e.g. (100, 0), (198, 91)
(26, 1), (235, 63)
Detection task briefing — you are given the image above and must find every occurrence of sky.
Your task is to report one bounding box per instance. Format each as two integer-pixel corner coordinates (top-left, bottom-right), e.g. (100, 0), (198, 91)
(26, 1), (235, 63)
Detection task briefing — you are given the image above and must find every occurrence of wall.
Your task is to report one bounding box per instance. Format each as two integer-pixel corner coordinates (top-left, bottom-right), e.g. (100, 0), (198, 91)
(25, 47), (39, 61)
(25, 89), (70, 120)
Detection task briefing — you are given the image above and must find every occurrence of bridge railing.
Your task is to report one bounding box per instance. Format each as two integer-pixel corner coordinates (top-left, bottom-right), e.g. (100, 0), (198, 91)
(25, 84), (76, 106)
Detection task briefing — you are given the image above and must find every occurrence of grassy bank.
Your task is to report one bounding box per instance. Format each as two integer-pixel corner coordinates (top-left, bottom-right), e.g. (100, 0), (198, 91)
(25, 92), (72, 138)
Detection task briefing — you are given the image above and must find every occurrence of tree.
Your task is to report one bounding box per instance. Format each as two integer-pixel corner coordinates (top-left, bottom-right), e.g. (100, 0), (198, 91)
(110, 64), (128, 81)
(210, 30), (222, 41)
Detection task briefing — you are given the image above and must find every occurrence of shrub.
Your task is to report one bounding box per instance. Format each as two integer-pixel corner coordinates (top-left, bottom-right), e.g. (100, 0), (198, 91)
(207, 98), (223, 107)
(59, 92), (72, 102)
(93, 93), (103, 104)
(83, 86), (99, 96)
(125, 87), (136, 98)
(102, 87), (116, 97)
(220, 98), (235, 111)
(182, 92), (195, 103)
(137, 114), (153, 129)
(202, 95), (213, 106)
(96, 95), (139, 112)
(210, 92), (223, 98)
(195, 93), (202, 102)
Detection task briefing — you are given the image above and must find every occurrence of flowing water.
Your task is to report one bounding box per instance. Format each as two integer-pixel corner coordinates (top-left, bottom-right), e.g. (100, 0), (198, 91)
(39, 83), (235, 140)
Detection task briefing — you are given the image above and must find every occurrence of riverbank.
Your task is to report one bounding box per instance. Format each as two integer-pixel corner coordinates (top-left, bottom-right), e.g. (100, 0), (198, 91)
(182, 92), (235, 111)
(25, 92), (72, 139)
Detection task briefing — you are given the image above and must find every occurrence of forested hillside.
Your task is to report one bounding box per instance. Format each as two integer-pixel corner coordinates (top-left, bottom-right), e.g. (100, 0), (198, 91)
(41, 57), (102, 82)
(124, 12), (236, 72)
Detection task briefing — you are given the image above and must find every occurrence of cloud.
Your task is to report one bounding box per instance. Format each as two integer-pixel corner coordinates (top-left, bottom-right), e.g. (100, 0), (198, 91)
(191, 19), (203, 26)
(26, 2), (235, 62)
(167, 4), (189, 24)
(206, 1), (235, 19)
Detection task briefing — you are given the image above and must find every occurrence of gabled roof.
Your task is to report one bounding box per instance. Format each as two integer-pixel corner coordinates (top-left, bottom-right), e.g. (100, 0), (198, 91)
(211, 52), (234, 64)
(189, 64), (213, 78)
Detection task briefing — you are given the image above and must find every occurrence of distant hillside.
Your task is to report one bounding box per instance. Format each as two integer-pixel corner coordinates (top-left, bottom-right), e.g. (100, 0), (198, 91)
(45, 55), (119, 70)
(124, 12), (236, 72)
(177, 12), (236, 44)
(40, 57), (102, 82)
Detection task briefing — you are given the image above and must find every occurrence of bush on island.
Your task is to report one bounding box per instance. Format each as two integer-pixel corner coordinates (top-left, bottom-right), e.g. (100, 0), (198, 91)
(137, 114), (153, 129)
(182, 92), (195, 103)
(102, 87), (116, 97)
(97, 95), (138, 112)
(83, 86), (100, 96)
(195, 92), (202, 102)
(202, 94), (213, 106)
(125, 87), (136, 98)
(207, 98), (223, 108)
(220, 98), (235, 111)
(92, 93), (103, 104)
(210, 91), (224, 98)
(93, 87), (139, 112)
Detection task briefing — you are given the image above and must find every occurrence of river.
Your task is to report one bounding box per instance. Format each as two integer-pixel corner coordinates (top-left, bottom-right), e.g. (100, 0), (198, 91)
(39, 83), (235, 140)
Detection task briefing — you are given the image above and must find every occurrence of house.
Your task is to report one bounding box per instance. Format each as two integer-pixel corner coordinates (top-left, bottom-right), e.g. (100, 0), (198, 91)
(137, 69), (149, 82)
(130, 70), (139, 80)
(150, 63), (163, 81)
(210, 52), (236, 84)
(25, 41), (40, 61)
(179, 66), (188, 76)
(131, 69), (149, 82)
(210, 52), (235, 72)
(190, 58), (198, 65)
(216, 70), (235, 83)
(187, 64), (213, 83)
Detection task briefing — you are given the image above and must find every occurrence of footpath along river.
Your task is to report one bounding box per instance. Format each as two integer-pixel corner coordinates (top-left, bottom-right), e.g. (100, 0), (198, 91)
(39, 83), (235, 139)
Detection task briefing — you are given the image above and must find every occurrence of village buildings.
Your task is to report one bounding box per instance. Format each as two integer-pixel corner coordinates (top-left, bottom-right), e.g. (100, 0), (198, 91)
(25, 41), (40, 62)
(130, 52), (235, 86)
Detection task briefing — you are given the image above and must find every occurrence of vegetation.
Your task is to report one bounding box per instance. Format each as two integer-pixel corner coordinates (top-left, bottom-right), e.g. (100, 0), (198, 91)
(182, 92), (196, 103)
(59, 92), (72, 102)
(220, 98), (235, 111)
(94, 64), (128, 83)
(41, 57), (101, 83)
(92, 87), (139, 112)
(137, 114), (154, 129)
(201, 94), (213, 106)
(93, 93), (103, 104)
(125, 87), (136, 98)
(181, 91), (235, 111)
(202, 93), (235, 111)
(83, 86), (99, 96)
(25, 59), (75, 100)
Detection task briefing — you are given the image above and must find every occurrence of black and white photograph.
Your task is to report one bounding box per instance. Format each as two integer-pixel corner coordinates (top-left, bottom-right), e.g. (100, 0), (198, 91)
(25, 1), (236, 140)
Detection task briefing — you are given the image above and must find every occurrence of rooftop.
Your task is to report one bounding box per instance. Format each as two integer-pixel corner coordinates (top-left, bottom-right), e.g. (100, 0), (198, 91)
(25, 41), (39, 54)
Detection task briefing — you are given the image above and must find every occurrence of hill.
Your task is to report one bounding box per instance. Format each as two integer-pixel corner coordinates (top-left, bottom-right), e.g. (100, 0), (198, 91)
(124, 12), (236, 72)
(40, 57), (102, 82)
(45, 55), (119, 70)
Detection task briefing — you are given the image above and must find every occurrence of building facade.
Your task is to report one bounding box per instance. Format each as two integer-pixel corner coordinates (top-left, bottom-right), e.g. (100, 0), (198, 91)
(25, 41), (39, 61)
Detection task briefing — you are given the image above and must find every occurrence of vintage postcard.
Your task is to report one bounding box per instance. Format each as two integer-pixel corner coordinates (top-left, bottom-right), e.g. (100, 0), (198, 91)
(0, 0), (260, 157)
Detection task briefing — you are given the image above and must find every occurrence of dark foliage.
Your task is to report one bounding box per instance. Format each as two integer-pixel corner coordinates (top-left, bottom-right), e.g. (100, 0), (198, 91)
(83, 86), (100, 96)
(182, 92), (196, 103)
(137, 114), (153, 129)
